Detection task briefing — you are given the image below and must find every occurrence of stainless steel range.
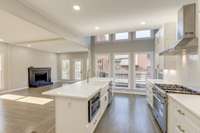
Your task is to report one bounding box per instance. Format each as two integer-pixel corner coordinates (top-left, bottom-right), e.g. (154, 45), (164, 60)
(152, 84), (200, 133)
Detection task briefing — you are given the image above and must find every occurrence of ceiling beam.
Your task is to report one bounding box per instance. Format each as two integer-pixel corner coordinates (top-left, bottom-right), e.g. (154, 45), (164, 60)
(0, 0), (88, 48)
(13, 37), (65, 45)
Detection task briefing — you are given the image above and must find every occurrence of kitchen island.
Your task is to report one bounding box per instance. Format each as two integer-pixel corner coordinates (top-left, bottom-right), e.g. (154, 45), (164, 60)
(43, 78), (112, 133)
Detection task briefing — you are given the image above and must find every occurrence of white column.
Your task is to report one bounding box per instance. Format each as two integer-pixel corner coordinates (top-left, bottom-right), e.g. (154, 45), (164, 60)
(129, 53), (134, 90)
(133, 53), (136, 90)
(109, 53), (113, 78)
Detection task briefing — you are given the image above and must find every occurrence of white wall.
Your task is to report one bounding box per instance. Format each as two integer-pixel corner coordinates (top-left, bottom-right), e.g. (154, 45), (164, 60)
(0, 42), (57, 91)
(163, 2), (200, 88)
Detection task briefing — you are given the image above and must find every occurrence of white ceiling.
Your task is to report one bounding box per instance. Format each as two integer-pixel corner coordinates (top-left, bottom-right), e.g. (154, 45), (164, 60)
(18, 0), (195, 36)
(0, 9), (88, 53)
(0, 10), (58, 43)
(15, 39), (88, 53)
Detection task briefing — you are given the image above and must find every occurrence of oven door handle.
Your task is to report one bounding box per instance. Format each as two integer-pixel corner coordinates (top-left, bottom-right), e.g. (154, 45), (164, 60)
(153, 94), (164, 104)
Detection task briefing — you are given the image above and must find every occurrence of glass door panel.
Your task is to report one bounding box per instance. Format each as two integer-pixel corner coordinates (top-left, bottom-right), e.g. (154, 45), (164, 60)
(113, 54), (129, 89)
(95, 54), (110, 78)
(75, 60), (82, 80)
(134, 53), (153, 89)
(61, 59), (70, 80)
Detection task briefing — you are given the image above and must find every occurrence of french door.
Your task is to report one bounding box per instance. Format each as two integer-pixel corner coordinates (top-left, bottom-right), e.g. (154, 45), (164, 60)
(61, 59), (70, 80)
(113, 54), (129, 89)
(134, 52), (153, 90)
(74, 60), (82, 80)
(95, 54), (110, 78)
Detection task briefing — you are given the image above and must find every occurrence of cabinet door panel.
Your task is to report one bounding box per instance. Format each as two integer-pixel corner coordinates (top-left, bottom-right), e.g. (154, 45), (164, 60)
(169, 97), (200, 133)
(154, 23), (177, 70)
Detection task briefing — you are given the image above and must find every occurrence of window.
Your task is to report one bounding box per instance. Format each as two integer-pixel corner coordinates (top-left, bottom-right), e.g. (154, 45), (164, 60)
(96, 34), (109, 42)
(74, 60), (82, 80)
(61, 59), (70, 80)
(96, 54), (110, 78)
(115, 32), (129, 40)
(136, 30), (151, 39)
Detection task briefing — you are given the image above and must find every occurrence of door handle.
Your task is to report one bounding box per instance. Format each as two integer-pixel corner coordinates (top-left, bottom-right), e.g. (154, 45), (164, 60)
(177, 125), (185, 133)
(177, 109), (185, 116)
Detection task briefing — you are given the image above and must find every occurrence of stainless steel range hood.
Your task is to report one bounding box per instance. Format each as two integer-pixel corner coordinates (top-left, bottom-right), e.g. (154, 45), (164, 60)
(160, 3), (198, 55)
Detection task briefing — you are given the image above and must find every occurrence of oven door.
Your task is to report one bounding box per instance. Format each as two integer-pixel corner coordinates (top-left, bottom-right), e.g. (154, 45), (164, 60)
(153, 94), (167, 133)
(88, 93), (101, 123)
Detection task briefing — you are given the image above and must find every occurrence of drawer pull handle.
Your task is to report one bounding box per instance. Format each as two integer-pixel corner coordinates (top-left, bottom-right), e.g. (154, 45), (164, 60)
(177, 125), (185, 133)
(177, 109), (185, 115)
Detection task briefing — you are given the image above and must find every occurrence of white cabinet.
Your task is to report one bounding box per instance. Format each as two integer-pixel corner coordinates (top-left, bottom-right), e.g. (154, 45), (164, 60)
(100, 92), (108, 115)
(146, 80), (154, 108)
(55, 84), (110, 133)
(155, 22), (177, 70)
(168, 97), (200, 133)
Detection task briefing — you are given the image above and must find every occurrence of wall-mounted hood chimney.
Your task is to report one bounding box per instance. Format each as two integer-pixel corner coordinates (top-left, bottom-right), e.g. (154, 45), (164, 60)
(160, 3), (198, 55)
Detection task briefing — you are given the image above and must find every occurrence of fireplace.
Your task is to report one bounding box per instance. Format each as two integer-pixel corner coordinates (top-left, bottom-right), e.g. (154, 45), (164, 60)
(28, 67), (53, 87)
(35, 72), (48, 82)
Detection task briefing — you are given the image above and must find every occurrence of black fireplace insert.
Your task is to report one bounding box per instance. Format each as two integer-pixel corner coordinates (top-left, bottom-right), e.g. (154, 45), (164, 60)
(28, 67), (53, 87)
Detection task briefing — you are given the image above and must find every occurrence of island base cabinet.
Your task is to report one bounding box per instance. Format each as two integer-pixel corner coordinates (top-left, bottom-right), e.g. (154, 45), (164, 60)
(168, 97), (200, 133)
(55, 97), (89, 133)
(54, 91), (109, 133)
(87, 92), (109, 133)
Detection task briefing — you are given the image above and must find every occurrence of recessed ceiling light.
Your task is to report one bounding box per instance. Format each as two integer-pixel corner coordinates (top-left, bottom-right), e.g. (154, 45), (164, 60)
(0, 38), (4, 42)
(95, 26), (100, 30)
(141, 21), (146, 25)
(27, 44), (31, 47)
(73, 5), (80, 11)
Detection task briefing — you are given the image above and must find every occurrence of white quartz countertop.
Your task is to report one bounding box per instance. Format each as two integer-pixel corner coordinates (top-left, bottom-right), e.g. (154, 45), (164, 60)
(147, 79), (178, 84)
(43, 78), (111, 100)
(168, 93), (200, 119)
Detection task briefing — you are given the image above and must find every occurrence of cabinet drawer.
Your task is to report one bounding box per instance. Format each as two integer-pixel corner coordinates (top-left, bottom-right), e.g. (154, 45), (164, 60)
(174, 100), (200, 133)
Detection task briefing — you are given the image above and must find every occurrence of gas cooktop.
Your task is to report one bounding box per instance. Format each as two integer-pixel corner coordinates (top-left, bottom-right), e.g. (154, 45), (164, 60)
(155, 84), (200, 95)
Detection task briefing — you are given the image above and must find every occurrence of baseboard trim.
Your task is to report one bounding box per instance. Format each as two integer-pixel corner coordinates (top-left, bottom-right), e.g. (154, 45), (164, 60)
(113, 90), (146, 96)
(0, 87), (28, 94)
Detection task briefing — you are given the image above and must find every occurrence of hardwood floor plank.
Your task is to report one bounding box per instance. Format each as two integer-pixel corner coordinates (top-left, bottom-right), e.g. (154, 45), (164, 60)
(94, 94), (161, 133)
(0, 84), (161, 133)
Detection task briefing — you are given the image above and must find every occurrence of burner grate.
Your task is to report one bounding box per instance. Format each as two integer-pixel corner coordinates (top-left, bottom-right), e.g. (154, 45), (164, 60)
(155, 84), (200, 95)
